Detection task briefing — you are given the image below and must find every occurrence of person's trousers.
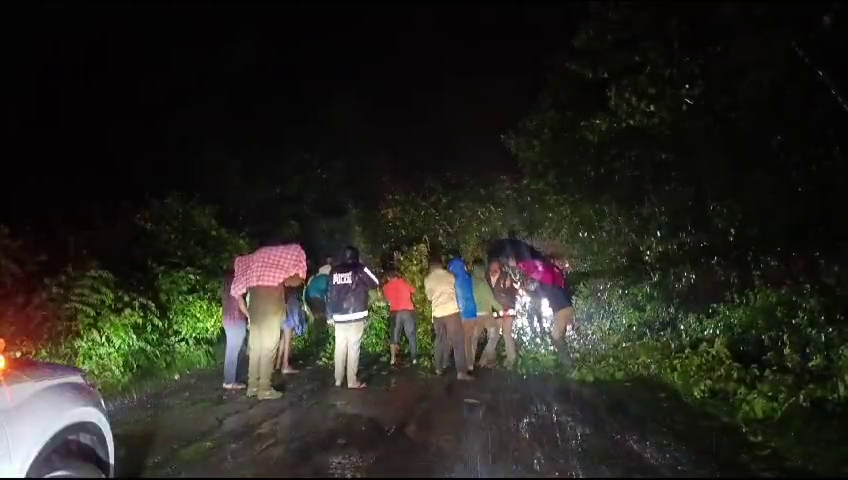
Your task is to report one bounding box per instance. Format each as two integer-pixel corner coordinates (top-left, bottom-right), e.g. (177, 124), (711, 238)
(247, 310), (282, 393)
(462, 318), (478, 370)
(433, 313), (467, 373)
(471, 314), (500, 367)
(306, 296), (328, 343)
(550, 306), (576, 343)
(390, 310), (418, 359)
(223, 322), (247, 385)
(502, 314), (517, 368)
(334, 321), (365, 387)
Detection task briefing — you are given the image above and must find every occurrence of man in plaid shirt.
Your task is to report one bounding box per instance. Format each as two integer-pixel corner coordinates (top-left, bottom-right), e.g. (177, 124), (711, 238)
(231, 243), (307, 400)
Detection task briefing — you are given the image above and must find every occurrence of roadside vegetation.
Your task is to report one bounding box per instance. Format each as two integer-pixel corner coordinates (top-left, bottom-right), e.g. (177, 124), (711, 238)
(0, 195), (251, 392)
(345, 3), (848, 475)
(2, 2), (844, 474)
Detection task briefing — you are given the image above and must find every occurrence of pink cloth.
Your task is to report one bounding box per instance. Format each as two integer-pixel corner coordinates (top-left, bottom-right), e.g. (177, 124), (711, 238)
(518, 259), (565, 288)
(230, 244), (308, 297)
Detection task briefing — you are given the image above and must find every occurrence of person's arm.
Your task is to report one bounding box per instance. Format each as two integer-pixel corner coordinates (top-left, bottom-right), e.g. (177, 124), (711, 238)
(237, 295), (249, 320)
(361, 265), (380, 290)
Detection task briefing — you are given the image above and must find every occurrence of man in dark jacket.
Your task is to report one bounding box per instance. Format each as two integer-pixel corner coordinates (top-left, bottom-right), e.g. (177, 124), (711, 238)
(327, 245), (379, 389)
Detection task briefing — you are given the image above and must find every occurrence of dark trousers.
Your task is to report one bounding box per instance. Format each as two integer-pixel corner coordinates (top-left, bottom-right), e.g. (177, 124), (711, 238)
(390, 310), (418, 359)
(433, 312), (467, 373)
(306, 296), (328, 343)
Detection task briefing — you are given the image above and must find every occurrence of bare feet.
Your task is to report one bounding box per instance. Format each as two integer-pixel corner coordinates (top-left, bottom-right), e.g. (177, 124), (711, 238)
(348, 382), (367, 390)
(457, 372), (475, 381)
(282, 367), (300, 374)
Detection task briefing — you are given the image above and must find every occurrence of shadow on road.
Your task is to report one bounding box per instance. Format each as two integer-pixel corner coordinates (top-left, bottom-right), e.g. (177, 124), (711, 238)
(114, 430), (158, 478)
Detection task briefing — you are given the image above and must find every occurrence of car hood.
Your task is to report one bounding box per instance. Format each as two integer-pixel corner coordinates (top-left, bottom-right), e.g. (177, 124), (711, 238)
(0, 359), (84, 387)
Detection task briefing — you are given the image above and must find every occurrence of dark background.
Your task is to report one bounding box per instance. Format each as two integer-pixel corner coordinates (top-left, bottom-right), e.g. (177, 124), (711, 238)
(4, 1), (582, 236)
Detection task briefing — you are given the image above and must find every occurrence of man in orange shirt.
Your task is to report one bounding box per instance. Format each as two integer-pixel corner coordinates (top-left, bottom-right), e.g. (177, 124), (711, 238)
(382, 269), (418, 366)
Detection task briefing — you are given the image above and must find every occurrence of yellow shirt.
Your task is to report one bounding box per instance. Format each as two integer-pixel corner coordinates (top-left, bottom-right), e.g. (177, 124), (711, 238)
(424, 268), (459, 318)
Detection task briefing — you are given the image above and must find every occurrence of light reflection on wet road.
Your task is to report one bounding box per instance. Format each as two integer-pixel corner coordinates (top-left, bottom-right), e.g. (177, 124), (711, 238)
(109, 361), (807, 478)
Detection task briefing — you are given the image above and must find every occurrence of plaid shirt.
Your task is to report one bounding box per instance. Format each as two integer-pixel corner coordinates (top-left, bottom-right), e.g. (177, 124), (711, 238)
(230, 244), (307, 298)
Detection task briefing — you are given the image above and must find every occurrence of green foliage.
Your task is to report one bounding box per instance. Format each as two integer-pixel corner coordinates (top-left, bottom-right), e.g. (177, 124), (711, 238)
(361, 290), (391, 357)
(45, 268), (165, 387)
(156, 269), (223, 359)
(568, 278), (848, 474)
(0, 194), (251, 390)
(376, 183), (527, 262)
(135, 194), (252, 277)
(341, 4), (848, 473)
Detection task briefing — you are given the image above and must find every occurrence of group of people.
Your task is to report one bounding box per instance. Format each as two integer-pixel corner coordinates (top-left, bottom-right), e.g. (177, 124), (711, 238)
(422, 254), (576, 380)
(221, 242), (576, 400)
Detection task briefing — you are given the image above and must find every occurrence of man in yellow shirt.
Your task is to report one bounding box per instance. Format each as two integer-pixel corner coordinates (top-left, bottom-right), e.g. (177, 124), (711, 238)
(424, 256), (474, 381)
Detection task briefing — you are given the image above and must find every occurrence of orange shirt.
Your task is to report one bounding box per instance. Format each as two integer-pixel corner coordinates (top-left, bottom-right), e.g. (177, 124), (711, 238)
(382, 277), (416, 312)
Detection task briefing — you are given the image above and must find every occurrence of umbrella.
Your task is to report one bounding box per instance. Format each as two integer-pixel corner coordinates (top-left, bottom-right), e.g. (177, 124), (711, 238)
(486, 238), (547, 265)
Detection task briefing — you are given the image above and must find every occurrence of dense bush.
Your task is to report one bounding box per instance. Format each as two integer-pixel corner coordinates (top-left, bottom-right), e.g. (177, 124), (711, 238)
(571, 280), (848, 416)
(342, 3), (848, 472)
(0, 194), (251, 390)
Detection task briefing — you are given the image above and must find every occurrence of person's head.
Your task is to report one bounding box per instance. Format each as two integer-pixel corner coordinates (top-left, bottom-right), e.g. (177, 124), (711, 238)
(259, 234), (281, 248)
(342, 245), (360, 264)
(324, 255), (333, 266)
(386, 268), (399, 279)
(488, 259), (502, 279)
(429, 256), (443, 272)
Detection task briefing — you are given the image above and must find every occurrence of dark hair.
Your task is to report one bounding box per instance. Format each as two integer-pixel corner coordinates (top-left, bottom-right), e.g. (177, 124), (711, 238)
(429, 255), (443, 269)
(259, 235), (280, 248)
(386, 269), (399, 279)
(342, 245), (360, 263)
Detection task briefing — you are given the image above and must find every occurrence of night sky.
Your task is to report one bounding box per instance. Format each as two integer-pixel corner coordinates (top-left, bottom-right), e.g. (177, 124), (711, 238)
(5, 1), (581, 229)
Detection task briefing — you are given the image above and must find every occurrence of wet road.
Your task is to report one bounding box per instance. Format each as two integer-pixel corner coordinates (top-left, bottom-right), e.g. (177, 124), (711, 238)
(110, 358), (808, 478)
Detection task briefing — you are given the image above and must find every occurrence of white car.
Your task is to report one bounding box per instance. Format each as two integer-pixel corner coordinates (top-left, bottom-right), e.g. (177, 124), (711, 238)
(0, 338), (115, 478)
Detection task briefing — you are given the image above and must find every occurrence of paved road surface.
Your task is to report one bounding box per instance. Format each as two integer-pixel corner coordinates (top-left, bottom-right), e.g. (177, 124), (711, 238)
(109, 357), (810, 478)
